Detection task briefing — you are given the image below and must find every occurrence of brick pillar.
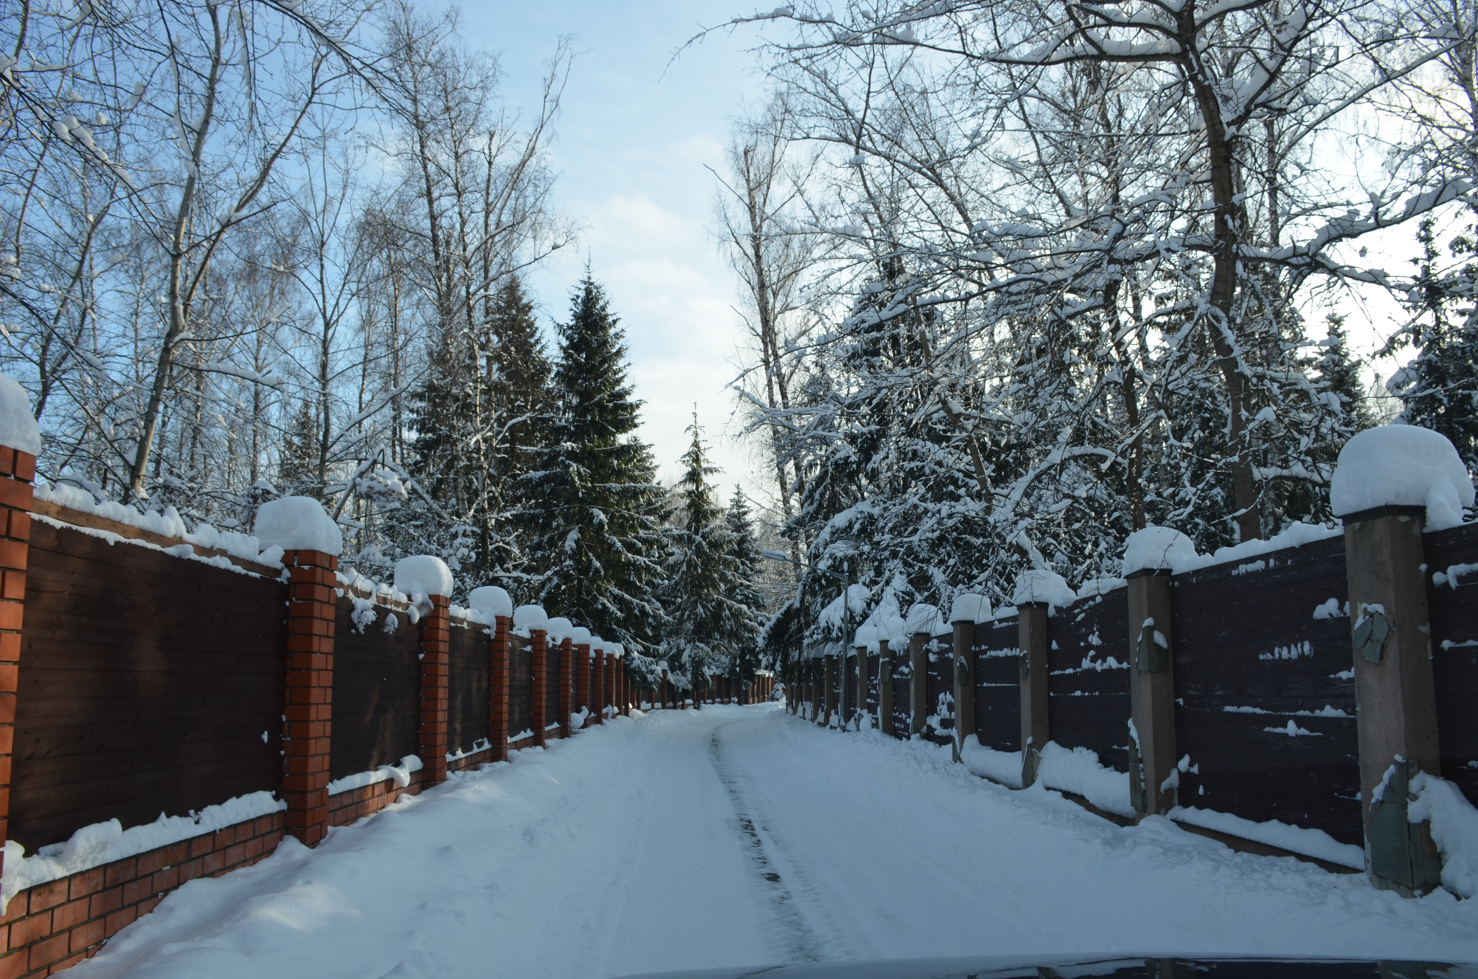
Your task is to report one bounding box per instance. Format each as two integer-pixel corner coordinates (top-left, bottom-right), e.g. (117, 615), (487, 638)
(0, 444), (35, 871)
(1017, 603), (1050, 785)
(1128, 570), (1176, 817)
(593, 650), (606, 725)
(531, 629), (547, 747)
(490, 615), (509, 762)
(283, 547), (337, 847)
(1344, 505), (1443, 894)
(575, 643), (591, 726)
(909, 634), (928, 736)
(419, 594), (450, 787)
(558, 638), (573, 737)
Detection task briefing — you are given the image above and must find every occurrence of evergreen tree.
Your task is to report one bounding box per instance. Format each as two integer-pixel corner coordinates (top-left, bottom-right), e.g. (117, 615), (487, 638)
(519, 274), (665, 649)
(1314, 315), (1374, 432)
(278, 399), (323, 495)
(1390, 218), (1478, 475)
(723, 487), (767, 690)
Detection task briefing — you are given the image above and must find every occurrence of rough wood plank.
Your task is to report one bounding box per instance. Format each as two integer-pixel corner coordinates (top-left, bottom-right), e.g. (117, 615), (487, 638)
(1048, 588), (1131, 772)
(448, 620), (490, 756)
(1426, 521), (1478, 808)
(973, 619), (1020, 751)
(330, 597), (420, 780)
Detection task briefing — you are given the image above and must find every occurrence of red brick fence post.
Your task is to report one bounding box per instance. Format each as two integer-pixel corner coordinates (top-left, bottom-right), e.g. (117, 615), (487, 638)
(0, 418), (38, 870)
(394, 556), (454, 789)
(469, 587), (514, 762)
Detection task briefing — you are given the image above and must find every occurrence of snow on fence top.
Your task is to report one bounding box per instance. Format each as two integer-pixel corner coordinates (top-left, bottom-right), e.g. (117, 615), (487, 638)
(253, 496), (343, 556)
(569, 626), (592, 645)
(607, 643), (624, 659)
(1012, 570), (1075, 608)
(950, 592), (991, 623)
(467, 585), (512, 621)
(545, 617), (573, 641)
(1122, 525), (1198, 576)
(513, 605), (548, 632)
(393, 555), (452, 599)
(853, 623), (878, 648)
(1330, 424), (1474, 531)
(0, 373), (41, 456)
(904, 602), (950, 637)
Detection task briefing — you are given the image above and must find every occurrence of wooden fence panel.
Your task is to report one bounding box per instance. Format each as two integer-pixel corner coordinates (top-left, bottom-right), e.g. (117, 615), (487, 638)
(1171, 535), (1361, 845)
(331, 597), (419, 781)
(509, 635), (532, 739)
(973, 618), (1020, 751)
(890, 647), (910, 736)
(1047, 587), (1131, 772)
(545, 642), (562, 736)
(866, 652), (879, 715)
(925, 635), (953, 743)
(13, 521), (286, 850)
(1426, 521), (1478, 808)
(447, 619), (489, 757)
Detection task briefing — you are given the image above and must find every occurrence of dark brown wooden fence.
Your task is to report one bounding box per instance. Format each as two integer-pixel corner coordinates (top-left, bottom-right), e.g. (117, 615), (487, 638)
(12, 520), (286, 851)
(972, 618), (1020, 752)
(1428, 521), (1478, 808)
(509, 634), (533, 739)
(448, 619), (490, 758)
(331, 596), (420, 781)
(1047, 587), (1130, 774)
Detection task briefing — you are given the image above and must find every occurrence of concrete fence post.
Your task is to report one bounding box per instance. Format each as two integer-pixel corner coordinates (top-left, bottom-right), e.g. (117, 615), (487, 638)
(1017, 603), (1050, 786)
(1127, 569), (1177, 817)
(1343, 505), (1443, 894)
(257, 497), (345, 849)
(0, 439), (35, 870)
(909, 634), (928, 737)
(951, 610), (976, 763)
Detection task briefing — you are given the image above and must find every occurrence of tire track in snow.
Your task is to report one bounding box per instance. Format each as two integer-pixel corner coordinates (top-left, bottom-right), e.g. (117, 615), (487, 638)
(707, 724), (821, 963)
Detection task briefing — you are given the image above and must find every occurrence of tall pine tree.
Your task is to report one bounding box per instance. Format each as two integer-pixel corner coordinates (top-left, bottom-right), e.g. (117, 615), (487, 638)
(519, 274), (666, 649)
(723, 486), (767, 690)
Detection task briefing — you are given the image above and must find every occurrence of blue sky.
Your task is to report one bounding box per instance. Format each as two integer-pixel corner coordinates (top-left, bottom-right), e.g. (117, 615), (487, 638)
(458, 1), (777, 493)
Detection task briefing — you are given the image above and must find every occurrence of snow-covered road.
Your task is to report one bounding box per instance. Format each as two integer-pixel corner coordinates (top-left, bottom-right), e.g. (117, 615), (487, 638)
(72, 705), (1478, 978)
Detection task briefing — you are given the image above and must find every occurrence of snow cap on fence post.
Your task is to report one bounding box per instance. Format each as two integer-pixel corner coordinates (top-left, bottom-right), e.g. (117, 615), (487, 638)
(0, 374), (41, 458)
(394, 555), (453, 599)
(1330, 424), (1474, 531)
(512, 604), (548, 632)
(254, 496), (343, 557)
(569, 626), (591, 645)
(1012, 570), (1075, 609)
(545, 616), (573, 641)
(468, 585), (512, 622)
(1121, 525), (1196, 577)
(950, 593), (991, 623)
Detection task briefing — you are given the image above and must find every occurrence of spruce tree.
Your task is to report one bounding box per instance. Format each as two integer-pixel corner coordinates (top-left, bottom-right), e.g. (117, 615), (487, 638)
(278, 399), (322, 495)
(519, 274), (665, 649)
(723, 487), (767, 689)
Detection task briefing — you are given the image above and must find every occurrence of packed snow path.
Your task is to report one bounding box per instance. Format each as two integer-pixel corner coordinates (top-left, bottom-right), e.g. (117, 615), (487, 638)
(73, 705), (1478, 978)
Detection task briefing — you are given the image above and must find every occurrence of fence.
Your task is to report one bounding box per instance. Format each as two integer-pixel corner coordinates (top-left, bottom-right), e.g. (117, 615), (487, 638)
(0, 446), (772, 979)
(791, 510), (1478, 895)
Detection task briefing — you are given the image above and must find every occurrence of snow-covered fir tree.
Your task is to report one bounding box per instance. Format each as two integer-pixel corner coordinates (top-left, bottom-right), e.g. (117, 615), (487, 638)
(722, 487), (767, 688)
(519, 275), (666, 650)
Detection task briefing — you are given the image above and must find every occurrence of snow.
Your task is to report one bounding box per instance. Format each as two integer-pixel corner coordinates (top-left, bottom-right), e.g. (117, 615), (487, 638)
(1330, 425), (1475, 531)
(1411, 772), (1478, 899)
(512, 605), (547, 632)
(1035, 741), (1132, 816)
(853, 623), (878, 648)
(904, 602), (948, 637)
(1, 791), (285, 911)
(569, 626), (592, 645)
(961, 734), (1023, 788)
(1168, 806), (1365, 870)
(60, 708), (1478, 978)
(1076, 577), (1127, 600)
(1012, 570), (1076, 608)
(253, 497), (343, 556)
(545, 617), (573, 642)
(467, 586), (512, 621)
(0, 373), (41, 455)
(324, 755), (424, 796)
(1122, 525), (1198, 576)
(393, 555), (453, 599)
(950, 592), (992, 623)
(607, 643), (624, 660)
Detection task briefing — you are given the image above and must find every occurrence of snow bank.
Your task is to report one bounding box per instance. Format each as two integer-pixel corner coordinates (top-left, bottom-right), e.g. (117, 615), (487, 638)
(1331, 425), (1475, 530)
(1410, 771), (1478, 898)
(1122, 526), (1197, 576)
(961, 734), (1023, 789)
(254, 497), (343, 556)
(1168, 806), (1364, 870)
(394, 555), (452, 599)
(0, 373), (40, 456)
(325, 755), (424, 797)
(513, 605), (547, 634)
(1036, 742), (1132, 816)
(467, 586), (512, 621)
(950, 592), (991, 623)
(1012, 570), (1075, 608)
(1, 790), (285, 910)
